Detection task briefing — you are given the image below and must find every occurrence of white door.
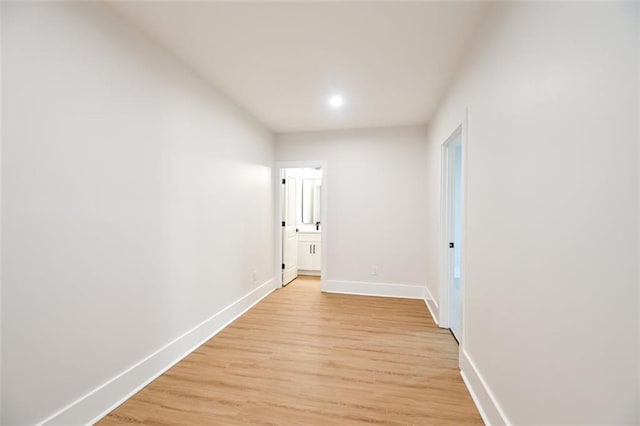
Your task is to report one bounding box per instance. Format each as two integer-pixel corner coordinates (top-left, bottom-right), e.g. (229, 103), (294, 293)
(282, 176), (298, 285)
(445, 134), (463, 339)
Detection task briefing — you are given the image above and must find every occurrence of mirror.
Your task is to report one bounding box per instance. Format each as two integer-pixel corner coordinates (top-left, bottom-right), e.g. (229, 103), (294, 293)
(302, 179), (321, 225)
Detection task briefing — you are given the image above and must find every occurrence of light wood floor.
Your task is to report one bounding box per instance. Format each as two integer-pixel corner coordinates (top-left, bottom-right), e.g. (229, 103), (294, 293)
(101, 276), (482, 425)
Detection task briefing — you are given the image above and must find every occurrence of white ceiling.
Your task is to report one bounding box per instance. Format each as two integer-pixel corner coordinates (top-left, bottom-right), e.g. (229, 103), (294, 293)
(112, 2), (487, 133)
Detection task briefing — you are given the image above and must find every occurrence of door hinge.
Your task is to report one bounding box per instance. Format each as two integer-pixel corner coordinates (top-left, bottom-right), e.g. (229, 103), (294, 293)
(282, 263), (285, 270)
(282, 221), (286, 227)
(282, 178), (286, 184)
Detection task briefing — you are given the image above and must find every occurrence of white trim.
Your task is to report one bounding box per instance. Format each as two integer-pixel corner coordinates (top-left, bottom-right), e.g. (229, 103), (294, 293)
(424, 283), (438, 309)
(323, 280), (426, 299)
(459, 107), (470, 350)
(460, 349), (510, 426)
(438, 130), (453, 329)
(275, 160), (328, 290)
(39, 278), (276, 426)
(423, 284), (439, 326)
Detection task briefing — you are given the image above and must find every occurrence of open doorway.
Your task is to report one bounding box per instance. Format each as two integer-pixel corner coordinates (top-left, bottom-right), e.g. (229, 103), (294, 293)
(442, 126), (464, 341)
(279, 166), (324, 287)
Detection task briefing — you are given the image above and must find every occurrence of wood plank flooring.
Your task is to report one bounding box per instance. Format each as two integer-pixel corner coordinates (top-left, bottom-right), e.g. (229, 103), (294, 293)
(100, 276), (482, 425)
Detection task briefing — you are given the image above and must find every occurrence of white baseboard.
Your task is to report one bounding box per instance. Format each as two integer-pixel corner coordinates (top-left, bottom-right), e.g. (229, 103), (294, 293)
(460, 349), (510, 426)
(322, 279), (426, 299)
(40, 278), (276, 426)
(423, 284), (439, 326)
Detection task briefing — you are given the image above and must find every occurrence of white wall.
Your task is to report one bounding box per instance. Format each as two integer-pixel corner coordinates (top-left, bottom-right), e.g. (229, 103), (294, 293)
(424, 2), (639, 424)
(277, 126), (428, 297)
(2, 2), (274, 424)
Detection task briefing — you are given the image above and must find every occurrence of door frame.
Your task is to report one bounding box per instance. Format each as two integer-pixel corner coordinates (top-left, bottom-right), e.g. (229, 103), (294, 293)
(275, 160), (328, 289)
(439, 109), (469, 346)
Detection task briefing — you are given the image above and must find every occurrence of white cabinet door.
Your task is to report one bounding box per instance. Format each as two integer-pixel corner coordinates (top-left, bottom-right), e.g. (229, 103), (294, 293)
(311, 242), (322, 270)
(297, 242), (313, 270)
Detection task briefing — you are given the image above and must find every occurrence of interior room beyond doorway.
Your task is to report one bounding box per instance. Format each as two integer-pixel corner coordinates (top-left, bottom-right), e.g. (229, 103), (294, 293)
(281, 167), (323, 286)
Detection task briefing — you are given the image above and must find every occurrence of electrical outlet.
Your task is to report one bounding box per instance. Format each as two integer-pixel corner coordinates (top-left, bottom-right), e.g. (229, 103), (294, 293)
(371, 265), (378, 276)
(252, 270), (257, 282)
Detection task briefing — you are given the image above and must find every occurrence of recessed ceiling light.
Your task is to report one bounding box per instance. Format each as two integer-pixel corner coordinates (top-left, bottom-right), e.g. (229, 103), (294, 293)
(328, 95), (344, 109)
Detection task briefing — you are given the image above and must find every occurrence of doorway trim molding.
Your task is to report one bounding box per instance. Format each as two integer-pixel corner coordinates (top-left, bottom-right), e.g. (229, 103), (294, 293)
(438, 108), (469, 347)
(275, 160), (328, 290)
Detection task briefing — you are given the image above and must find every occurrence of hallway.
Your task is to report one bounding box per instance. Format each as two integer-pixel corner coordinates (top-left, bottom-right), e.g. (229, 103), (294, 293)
(101, 276), (481, 424)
